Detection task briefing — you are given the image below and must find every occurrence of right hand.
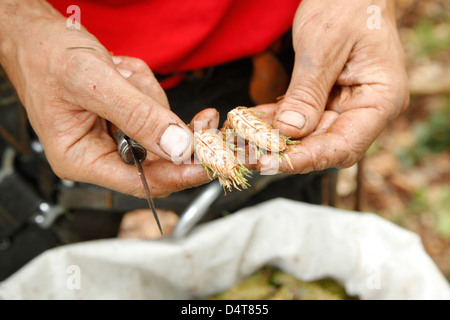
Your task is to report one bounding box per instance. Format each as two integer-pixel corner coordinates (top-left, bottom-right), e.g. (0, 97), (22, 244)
(0, 1), (216, 197)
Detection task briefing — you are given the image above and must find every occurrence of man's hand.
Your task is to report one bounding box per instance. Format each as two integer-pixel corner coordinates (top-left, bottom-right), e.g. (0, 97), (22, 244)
(255, 0), (409, 173)
(0, 0), (216, 197)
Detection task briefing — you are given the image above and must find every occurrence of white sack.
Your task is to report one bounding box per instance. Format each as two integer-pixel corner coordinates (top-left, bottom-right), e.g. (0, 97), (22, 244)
(0, 198), (449, 300)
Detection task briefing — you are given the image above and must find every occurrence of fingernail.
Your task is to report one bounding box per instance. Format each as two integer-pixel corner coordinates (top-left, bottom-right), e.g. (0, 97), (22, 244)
(160, 125), (191, 159)
(277, 110), (306, 130)
(112, 56), (122, 65)
(117, 67), (132, 78)
(207, 110), (220, 128)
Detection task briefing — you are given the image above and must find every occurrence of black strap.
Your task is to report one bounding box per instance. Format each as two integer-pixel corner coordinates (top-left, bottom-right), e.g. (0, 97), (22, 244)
(0, 172), (42, 240)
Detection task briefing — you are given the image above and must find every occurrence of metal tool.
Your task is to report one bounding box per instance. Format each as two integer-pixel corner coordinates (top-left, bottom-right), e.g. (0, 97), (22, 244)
(172, 174), (288, 238)
(109, 124), (163, 235)
(171, 180), (223, 238)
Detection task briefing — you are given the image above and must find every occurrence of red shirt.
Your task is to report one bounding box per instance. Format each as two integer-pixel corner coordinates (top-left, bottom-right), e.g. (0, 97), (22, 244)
(48, 0), (300, 74)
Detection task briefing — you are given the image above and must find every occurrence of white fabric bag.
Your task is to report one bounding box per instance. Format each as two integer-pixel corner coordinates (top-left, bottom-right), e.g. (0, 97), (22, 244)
(1, 198), (449, 300)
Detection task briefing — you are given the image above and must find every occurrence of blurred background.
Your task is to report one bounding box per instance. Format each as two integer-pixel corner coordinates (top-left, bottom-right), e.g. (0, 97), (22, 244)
(208, 0), (450, 300)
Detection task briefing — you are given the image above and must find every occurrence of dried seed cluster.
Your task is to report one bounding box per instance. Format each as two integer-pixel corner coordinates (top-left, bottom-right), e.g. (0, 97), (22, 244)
(194, 129), (251, 193)
(195, 106), (297, 193)
(227, 107), (286, 152)
(227, 106), (295, 168)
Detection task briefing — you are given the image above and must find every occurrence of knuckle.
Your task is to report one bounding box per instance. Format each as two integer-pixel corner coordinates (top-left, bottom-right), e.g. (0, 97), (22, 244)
(121, 100), (155, 141)
(335, 152), (359, 169)
(50, 163), (67, 180)
(401, 79), (410, 114)
(401, 93), (410, 114)
(65, 52), (99, 75)
(47, 152), (75, 181)
(382, 75), (410, 123)
(174, 174), (185, 190)
(308, 139), (361, 172)
(309, 146), (331, 171)
(131, 58), (149, 71)
(148, 78), (162, 92)
(128, 74), (164, 101)
(139, 75), (159, 92)
(126, 184), (145, 198)
(335, 142), (364, 169)
(122, 57), (150, 73)
(284, 80), (326, 112)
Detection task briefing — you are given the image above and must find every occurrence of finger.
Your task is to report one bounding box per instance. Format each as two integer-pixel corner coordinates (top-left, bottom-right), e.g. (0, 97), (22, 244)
(111, 158), (210, 198)
(143, 108), (220, 162)
(273, 18), (353, 139)
(309, 110), (339, 136)
(251, 103), (278, 118)
(141, 159), (210, 198)
(50, 118), (210, 198)
(188, 108), (220, 132)
(62, 54), (193, 163)
(112, 56), (170, 109)
(69, 140), (209, 198)
(247, 104), (277, 125)
(112, 56), (173, 163)
(258, 107), (387, 174)
(327, 83), (407, 124)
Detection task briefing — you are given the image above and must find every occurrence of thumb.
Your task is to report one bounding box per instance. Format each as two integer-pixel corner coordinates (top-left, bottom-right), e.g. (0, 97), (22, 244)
(273, 23), (351, 139)
(68, 57), (193, 162)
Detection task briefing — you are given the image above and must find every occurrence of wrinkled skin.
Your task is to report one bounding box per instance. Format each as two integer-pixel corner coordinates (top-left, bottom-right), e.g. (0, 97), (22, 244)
(254, 0), (410, 174)
(0, 0), (409, 198)
(0, 0), (219, 198)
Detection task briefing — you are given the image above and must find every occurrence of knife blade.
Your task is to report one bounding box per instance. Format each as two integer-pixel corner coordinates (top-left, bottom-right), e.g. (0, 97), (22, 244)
(108, 123), (163, 235)
(123, 135), (164, 235)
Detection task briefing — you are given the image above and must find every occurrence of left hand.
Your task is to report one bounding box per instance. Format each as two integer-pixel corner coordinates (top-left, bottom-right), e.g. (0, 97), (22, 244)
(254, 0), (409, 173)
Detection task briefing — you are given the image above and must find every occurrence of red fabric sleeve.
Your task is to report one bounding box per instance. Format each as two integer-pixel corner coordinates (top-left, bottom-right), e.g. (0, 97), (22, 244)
(48, 0), (301, 74)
